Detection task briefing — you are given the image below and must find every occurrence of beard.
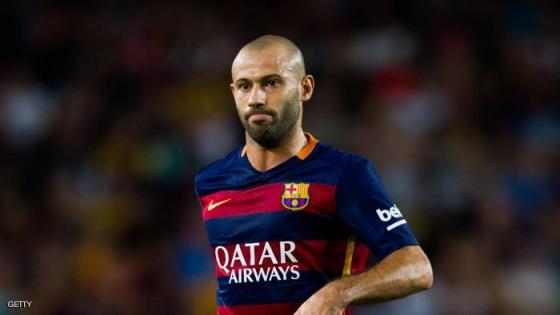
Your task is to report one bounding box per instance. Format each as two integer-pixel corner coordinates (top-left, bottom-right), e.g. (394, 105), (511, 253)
(239, 93), (300, 149)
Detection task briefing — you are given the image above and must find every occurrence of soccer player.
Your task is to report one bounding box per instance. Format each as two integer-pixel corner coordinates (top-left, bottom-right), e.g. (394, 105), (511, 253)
(194, 35), (433, 315)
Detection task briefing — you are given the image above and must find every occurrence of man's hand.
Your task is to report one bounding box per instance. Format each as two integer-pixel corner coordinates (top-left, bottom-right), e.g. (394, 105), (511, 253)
(294, 283), (346, 315)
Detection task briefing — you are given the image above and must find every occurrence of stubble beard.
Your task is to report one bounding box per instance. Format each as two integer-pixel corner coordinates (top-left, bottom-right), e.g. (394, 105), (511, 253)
(240, 94), (300, 149)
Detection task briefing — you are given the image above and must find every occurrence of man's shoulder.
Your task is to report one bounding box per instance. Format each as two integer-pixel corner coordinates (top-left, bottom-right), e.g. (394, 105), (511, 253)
(195, 146), (244, 185)
(316, 142), (371, 173)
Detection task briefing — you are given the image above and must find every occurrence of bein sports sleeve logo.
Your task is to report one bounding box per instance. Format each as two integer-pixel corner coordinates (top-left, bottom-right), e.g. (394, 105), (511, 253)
(376, 205), (407, 231)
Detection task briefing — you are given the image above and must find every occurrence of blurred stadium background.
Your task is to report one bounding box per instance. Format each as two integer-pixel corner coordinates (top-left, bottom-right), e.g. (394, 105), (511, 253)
(1, 1), (559, 314)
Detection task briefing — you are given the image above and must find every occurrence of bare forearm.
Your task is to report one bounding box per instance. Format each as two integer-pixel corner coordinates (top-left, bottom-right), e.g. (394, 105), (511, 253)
(294, 245), (432, 314)
(329, 245), (433, 305)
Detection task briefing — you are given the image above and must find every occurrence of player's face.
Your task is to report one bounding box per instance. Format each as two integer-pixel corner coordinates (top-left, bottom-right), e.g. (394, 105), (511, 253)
(231, 48), (303, 148)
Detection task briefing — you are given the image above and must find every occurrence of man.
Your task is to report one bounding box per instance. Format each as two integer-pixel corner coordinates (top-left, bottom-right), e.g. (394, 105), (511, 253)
(194, 35), (433, 315)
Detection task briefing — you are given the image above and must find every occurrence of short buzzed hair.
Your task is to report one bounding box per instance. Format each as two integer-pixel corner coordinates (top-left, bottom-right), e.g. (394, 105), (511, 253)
(238, 35), (306, 77)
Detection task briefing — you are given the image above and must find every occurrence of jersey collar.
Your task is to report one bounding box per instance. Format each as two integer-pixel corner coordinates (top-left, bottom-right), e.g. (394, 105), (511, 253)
(240, 132), (319, 161)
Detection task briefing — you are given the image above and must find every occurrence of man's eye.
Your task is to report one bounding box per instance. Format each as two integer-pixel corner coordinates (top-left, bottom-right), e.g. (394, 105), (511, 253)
(265, 79), (279, 87)
(238, 83), (250, 90)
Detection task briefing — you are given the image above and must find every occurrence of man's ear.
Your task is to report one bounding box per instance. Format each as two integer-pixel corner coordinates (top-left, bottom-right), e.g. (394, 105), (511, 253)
(230, 83), (235, 95)
(300, 75), (315, 102)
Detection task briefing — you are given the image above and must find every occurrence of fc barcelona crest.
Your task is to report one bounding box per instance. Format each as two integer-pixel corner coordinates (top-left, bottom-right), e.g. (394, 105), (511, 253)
(282, 182), (310, 211)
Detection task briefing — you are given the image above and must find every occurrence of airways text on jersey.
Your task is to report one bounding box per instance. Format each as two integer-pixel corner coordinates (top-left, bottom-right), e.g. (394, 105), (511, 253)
(215, 241), (301, 284)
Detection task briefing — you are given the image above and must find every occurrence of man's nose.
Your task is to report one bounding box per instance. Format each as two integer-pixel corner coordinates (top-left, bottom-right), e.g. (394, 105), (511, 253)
(248, 86), (266, 107)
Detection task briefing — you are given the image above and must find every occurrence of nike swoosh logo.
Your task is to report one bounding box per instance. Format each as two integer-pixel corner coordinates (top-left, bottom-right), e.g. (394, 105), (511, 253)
(207, 198), (232, 211)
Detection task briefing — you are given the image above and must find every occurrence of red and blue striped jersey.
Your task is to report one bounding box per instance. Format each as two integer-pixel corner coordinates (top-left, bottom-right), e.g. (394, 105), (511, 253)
(194, 133), (418, 315)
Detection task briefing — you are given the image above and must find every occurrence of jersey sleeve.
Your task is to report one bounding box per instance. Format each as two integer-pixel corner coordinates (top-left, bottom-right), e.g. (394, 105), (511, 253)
(336, 156), (418, 261)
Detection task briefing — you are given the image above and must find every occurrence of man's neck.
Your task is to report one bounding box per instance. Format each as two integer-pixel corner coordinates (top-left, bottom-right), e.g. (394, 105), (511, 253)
(245, 129), (307, 172)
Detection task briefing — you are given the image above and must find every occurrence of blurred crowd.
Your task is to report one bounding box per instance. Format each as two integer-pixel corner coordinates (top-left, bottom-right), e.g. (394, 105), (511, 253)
(1, 1), (559, 314)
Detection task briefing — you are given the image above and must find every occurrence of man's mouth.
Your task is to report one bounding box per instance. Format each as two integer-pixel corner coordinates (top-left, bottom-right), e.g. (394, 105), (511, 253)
(246, 109), (275, 124)
(248, 113), (273, 123)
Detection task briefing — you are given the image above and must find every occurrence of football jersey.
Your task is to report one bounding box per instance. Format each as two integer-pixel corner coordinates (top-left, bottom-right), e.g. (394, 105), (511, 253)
(194, 133), (418, 315)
